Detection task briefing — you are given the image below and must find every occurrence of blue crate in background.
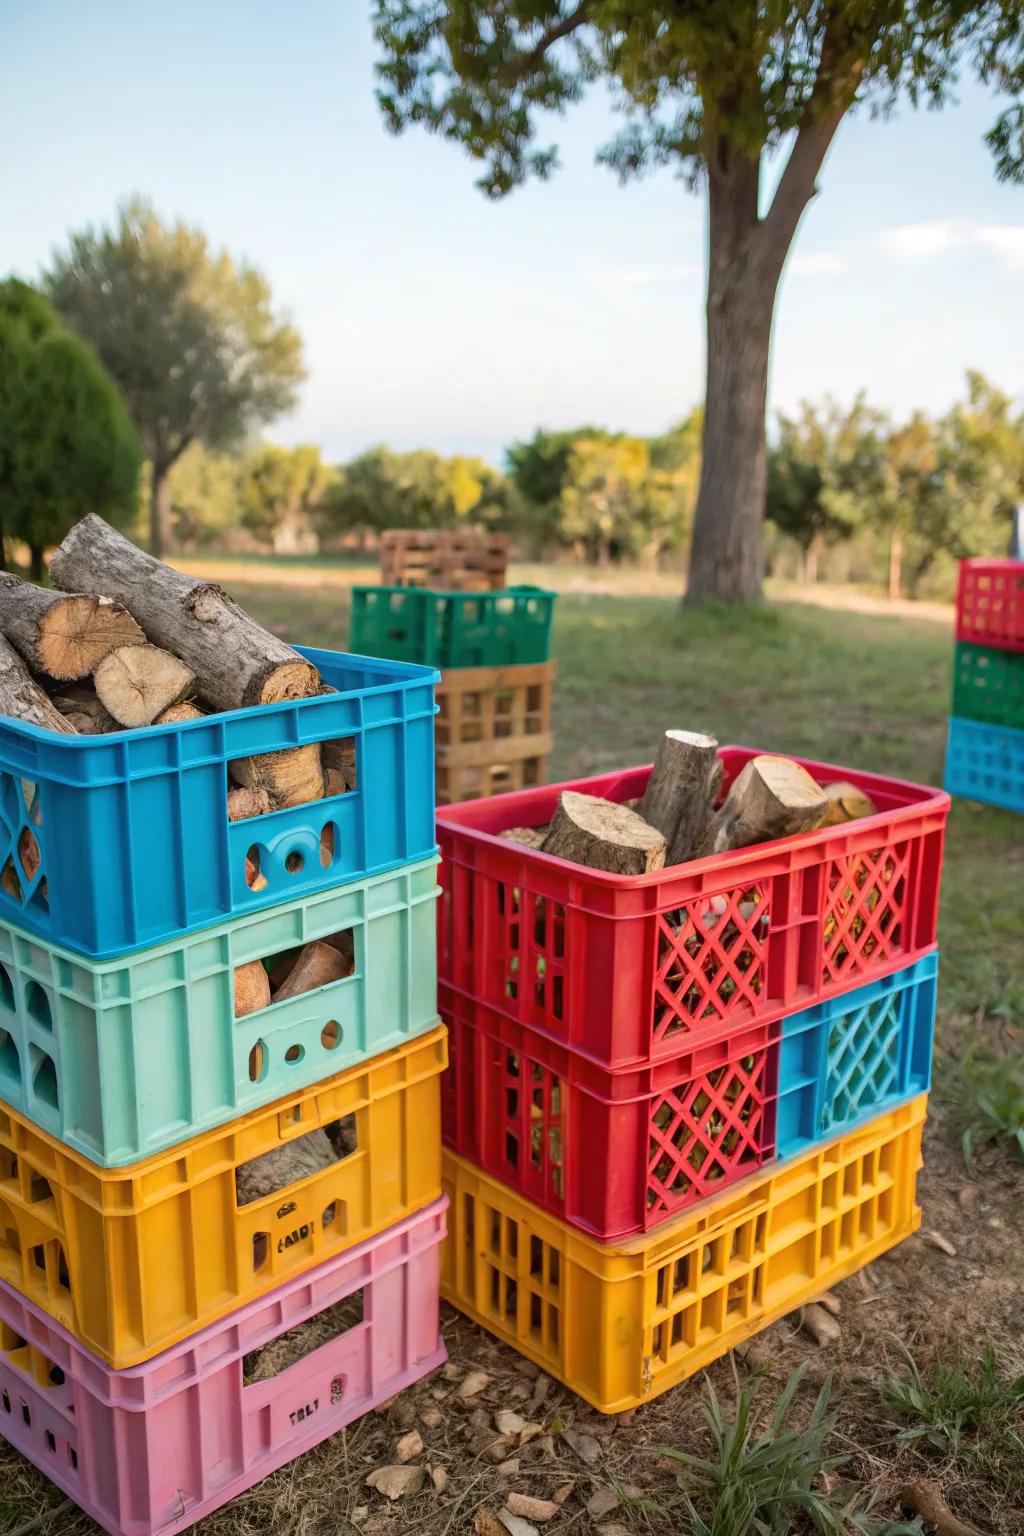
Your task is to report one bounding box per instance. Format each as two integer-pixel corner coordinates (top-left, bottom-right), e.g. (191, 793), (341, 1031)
(944, 716), (1024, 815)
(0, 646), (438, 960)
(774, 954), (937, 1161)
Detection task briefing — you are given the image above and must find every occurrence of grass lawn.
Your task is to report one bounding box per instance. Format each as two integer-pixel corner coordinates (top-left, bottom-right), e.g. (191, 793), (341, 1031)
(2, 566), (1020, 1536)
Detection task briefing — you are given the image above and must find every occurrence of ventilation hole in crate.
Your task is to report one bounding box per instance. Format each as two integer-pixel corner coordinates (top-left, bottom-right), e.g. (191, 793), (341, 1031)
(17, 828), (41, 888)
(502, 1276), (517, 1321)
(235, 1114), (356, 1206)
(284, 1044), (304, 1065)
(505, 1131), (519, 1168)
(489, 1209), (501, 1257)
(0, 1152), (18, 1184)
(321, 1021), (341, 1052)
(285, 851), (304, 876)
(48, 1366), (64, 1387)
(44, 1429), (56, 1454)
(252, 1233), (269, 1271)
(322, 1202), (337, 1229)
(1, 1392), (8, 1413)
(31, 1051), (58, 1111)
(0, 1030), (20, 1085)
(255, 930), (354, 1007)
(1, 860), (23, 904)
(319, 823), (336, 869)
(25, 983), (52, 1032)
(21, 1402), (30, 1426)
(245, 846), (268, 893)
(0, 1226), (20, 1261)
(323, 737), (356, 795)
(0, 1324), (25, 1353)
(548, 1250), (560, 1286)
(529, 1236), (543, 1279)
(68, 1446), (77, 1470)
(528, 1290), (543, 1337)
(30, 1245), (45, 1274)
(29, 1173), (52, 1205)
(463, 1192), (475, 1249)
(0, 965), (13, 1013)
(56, 1245), (70, 1292)
(248, 1041), (268, 1083)
(242, 1287), (365, 1385)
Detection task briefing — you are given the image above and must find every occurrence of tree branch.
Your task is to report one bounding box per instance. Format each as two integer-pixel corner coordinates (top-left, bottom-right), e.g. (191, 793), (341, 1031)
(505, 3), (591, 82)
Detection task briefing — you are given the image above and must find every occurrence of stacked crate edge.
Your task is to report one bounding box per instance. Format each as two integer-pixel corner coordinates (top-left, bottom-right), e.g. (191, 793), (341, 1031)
(946, 558), (1024, 812)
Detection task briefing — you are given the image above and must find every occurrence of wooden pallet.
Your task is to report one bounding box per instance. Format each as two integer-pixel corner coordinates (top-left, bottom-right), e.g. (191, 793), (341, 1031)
(435, 661), (554, 804)
(381, 528), (509, 591)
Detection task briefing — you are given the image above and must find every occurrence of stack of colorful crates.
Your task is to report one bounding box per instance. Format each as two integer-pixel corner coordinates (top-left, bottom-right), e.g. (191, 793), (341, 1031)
(436, 750), (950, 1413)
(945, 557), (1024, 814)
(350, 581), (558, 804)
(0, 645), (448, 1534)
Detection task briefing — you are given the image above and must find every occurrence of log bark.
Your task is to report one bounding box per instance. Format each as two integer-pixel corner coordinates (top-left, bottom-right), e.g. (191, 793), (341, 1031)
(541, 791), (666, 876)
(322, 738), (357, 790)
(228, 786), (274, 822)
(234, 960), (272, 1018)
(0, 574), (145, 681)
(702, 756), (827, 855)
(272, 941), (353, 1002)
(229, 745), (326, 809)
(155, 701), (204, 725)
(0, 634), (77, 734)
(94, 645), (195, 728)
(50, 514), (321, 710)
(51, 688), (119, 735)
(639, 731), (722, 865)
(235, 1127), (337, 1207)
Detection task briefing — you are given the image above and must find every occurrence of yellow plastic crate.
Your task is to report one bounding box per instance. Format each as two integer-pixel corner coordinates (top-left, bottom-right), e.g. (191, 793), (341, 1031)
(0, 1025), (446, 1367)
(443, 1095), (925, 1413)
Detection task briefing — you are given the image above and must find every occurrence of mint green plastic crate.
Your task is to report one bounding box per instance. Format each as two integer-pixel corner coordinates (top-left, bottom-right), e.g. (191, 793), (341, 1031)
(0, 857), (440, 1168)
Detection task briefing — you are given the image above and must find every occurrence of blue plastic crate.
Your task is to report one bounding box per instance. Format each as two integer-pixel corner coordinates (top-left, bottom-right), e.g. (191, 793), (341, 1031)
(944, 716), (1024, 814)
(0, 646), (438, 959)
(774, 954), (937, 1161)
(0, 856), (440, 1167)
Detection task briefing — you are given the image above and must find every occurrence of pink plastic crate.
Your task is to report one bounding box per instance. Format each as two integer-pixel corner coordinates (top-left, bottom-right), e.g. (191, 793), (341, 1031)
(0, 1199), (447, 1536)
(955, 558), (1024, 652)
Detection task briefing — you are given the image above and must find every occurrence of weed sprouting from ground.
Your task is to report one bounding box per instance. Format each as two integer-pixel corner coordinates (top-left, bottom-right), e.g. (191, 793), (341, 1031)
(661, 1367), (922, 1536)
(879, 1346), (1024, 1464)
(939, 1042), (1024, 1168)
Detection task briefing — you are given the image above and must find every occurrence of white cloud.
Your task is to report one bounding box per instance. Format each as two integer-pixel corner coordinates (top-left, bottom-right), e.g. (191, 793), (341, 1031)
(975, 225), (1024, 268)
(878, 219), (1024, 269)
(788, 251), (850, 277)
(588, 264), (699, 306)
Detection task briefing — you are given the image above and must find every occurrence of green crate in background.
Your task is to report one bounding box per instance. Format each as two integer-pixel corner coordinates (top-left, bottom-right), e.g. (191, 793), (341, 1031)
(952, 641), (1024, 730)
(350, 585), (556, 669)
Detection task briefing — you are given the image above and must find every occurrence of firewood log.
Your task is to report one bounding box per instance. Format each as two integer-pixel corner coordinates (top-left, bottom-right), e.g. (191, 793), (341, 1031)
(228, 786), (274, 822)
(702, 755), (827, 855)
(155, 701), (204, 725)
(235, 1127), (337, 1206)
(322, 738), (357, 790)
(821, 780), (878, 826)
(51, 687), (119, 735)
(272, 941), (353, 1002)
(541, 791), (666, 875)
(639, 730), (722, 865)
(0, 573), (144, 681)
(50, 514), (321, 710)
(0, 634), (78, 734)
(229, 745), (326, 809)
(94, 645), (196, 728)
(234, 960), (272, 1018)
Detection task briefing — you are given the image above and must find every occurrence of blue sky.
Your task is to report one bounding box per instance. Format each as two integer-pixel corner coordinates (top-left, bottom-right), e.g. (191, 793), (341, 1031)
(2, 1), (1022, 466)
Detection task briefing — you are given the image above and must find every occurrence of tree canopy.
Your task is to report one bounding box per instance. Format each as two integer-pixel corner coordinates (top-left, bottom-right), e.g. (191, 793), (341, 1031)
(0, 279), (141, 577)
(374, 1), (1024, 604)
(45, 198), (305, 554)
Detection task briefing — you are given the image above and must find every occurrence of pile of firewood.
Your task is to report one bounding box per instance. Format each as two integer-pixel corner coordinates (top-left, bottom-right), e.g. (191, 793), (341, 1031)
(501, 730), (877, 872)
(0, 514), (355, 816)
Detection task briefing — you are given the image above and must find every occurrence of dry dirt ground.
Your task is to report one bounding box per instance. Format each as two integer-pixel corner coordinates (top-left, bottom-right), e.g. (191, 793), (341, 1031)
(2, 1122), (1019, 1536)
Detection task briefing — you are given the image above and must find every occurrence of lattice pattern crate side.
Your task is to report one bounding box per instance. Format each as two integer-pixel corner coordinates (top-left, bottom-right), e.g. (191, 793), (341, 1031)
(0, 1200), (446, 1536)
(435, 663), (554, 752)
(951, 643), (1024, 731)
(438, 751), (949, 1069)
(955, 558), (1024, 653)
(441, 984), (777, 1239)
(441, 1096), (925, 1413)
(436, 753), (549, 807)
(0, 1026), (446, 1367)
(775, 954), (936, 1159)
(0, 858), (440, 1167)
(350, 587), (555, 670)
(944, 717), (1024, 814)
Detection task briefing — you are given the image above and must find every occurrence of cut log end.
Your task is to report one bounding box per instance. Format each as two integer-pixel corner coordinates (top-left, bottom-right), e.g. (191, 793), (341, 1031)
(703, 755), (828, 856)
(154, 701), (205, 725)
(234, 960), (272, 1019)
(94, 645), (196, 729)
(639, 728), (721, 866)
(821, 780), (878, 826)
(37, 594), (145, 680)
(253, 659), (322, 706)
(541, 791), (666, 876)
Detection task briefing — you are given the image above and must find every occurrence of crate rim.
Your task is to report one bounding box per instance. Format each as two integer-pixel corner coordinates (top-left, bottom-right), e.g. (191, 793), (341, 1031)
(0, 643), (440, 750)
(437, 747), (951, 890)
(353, 582), (555, 601)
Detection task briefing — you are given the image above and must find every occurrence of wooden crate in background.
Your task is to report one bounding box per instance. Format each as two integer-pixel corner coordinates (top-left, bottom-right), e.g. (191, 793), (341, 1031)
(380, 529), (509, 591)
(435, 661), (554, 805)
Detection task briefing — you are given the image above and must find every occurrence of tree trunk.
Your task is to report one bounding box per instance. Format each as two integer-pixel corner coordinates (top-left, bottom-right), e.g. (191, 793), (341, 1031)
(0, 523), (6, 573)
(686, 153), (777, 607)
(29, 544), (44, 582)
(804, 532), (823, 583)
(150, 465), (172, 558)
(888, 527), (902, 600)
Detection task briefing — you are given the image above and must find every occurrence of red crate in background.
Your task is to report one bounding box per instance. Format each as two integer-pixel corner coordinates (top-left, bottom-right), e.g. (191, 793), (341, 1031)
(955, 559), (1024, 653)
(441, 982), (778, 1239)
(437, 749), (949, 1072)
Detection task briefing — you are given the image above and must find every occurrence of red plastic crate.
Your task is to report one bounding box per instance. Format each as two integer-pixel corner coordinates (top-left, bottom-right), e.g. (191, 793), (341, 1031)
(955, 559), (1024, 653)
(441, 982), (778, 1239)
(437, 749), (949, 1071)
